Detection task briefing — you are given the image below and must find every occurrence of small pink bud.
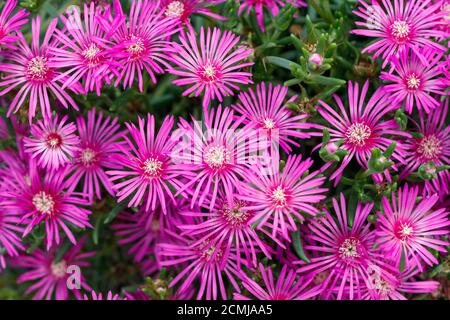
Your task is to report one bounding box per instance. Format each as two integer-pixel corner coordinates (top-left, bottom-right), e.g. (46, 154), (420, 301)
(309, 53), (323, 66)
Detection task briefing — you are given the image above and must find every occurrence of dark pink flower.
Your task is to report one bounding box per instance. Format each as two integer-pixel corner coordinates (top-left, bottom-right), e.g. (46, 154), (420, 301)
(0, 0), (28, 50)
(159, 0), (226, 23)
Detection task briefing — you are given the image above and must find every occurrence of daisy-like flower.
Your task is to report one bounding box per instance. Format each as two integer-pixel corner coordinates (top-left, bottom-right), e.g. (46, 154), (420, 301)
(0, 17), (80, 122)
(352, 0), (447, 67)
(156, 232), (244, 300)
(160, 0), (226, 23)
(167, 26), (254, 111)
(83, 291), (123, 300)
(107, 114), (189, 213)
(50, 2), (117, 96)
(24, 114), (80, 171)
(400, 100), (450, 198)
(99, 0), (180, 92)
(234, 263), (321, 300)
(237, 0), (307, 31)
(376, 184), (450, 271)
(173, 106), (260, 210)
(316, 81), (410, 185)
(67, 109), (124, 202)
(1, 161), (92, 250)
(238, 154), (327, 241)
(232, 82), (321, 154)
(0, 0), (28, 50)
(14, 239), (94, 300)
(178, 193), (272, 268)
(296, 193), (385, 300)
(363, 264), (439, 300)
(380, 48), (447, 114)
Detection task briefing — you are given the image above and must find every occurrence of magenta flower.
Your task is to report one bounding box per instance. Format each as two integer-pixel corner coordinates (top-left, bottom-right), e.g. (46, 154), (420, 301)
(24, 114), (80, 171)
(400, 101), (450, 198)
(232, 82), (321, 154)
(50, 2), (117, 96)
(178, 193), (272, 268)
(83, 291), (123, 300)
(173, 106), (260, 210)
(297, 194), (386, 300)
(352, 0), (447, 67)
(160, 0), (226, 23)
(99, 0), (179, 92)
(237, 0), (307, 31)
(0, 17), (80, 122)
(67, 109), (124, 202)
(168, 26), (254, 111)
(14, 239), (94, 300)
(0, 0), (28, 49)
(238, 154), (327, 241)
(156, 232), (244, 300)
(316, 81), (410, 185)
(1, 161), (92, 250)
(376, 184), (449, 271)
(234, 263), (321, 300)
(380, 48), (447, 114)
(107, 114), (188, 213)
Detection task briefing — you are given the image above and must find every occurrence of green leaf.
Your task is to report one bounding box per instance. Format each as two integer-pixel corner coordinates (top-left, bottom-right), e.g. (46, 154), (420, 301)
(104, 201), (128, 225)
(292, 229), (310, 263)
(266, 56), (297, 70)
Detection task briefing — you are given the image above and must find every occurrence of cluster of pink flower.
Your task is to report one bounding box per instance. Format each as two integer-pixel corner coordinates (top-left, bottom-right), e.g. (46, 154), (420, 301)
(0, 0), (448, 301)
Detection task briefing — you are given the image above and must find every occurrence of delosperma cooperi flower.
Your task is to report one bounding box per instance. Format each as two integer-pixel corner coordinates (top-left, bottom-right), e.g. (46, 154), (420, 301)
(0, 0), (28, 50)
(159, 0), (227, 23)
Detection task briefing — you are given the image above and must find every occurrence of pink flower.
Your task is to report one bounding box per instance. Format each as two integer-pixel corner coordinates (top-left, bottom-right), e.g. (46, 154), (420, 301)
(50, 2), (118, 96)
(168, 26), (254, 111)
(316, 81), (410, 185)
(297, 193), (386, 300)
(177, 193), (272, 268)
(238, 154), (327, 241)
(232, 82), (321, 154)
(380, 48), (447, 114)
(2, 160), (92, 250)
(156, 232), (244, 300)
(234, 263), (321, 300)
(24, 114), (80, 171)
(159, 0), (227, 23)
(0, 17), (80, 122)
(99, 0), (180, 92)
(14, 239), (94, 300)
(0, 0), (28, 50)
(83, 291), (123, 300)
(352, 0), (447, 67)
(173, 106), (260, 210)
(237, 0), (307, 31)
(309, 53), (323, 66)
(107, 114), (188, 213)
(400, 100), (450, 198)
(376, 184), (449, 271)
(67, 109), (124, 202)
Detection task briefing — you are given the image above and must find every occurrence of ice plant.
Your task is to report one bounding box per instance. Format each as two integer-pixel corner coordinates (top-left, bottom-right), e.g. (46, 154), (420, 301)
(50, 2), (117, 96)
(1, 161), (92, 250)
(297, 193), (385, 300)
(156, 232), (244, 300)
(376, 184), (450, 271)
(107, 114), (189, 213)
(380, 48), (447, 114)
(24, 114), (80, 171)
(173, 106), (260, 210)
(316, 81), (410, 185)
(400, 101), (450, 198)
(234, 263), (321, 300)
(237, 0), (307, 31)
(67, 109), (124, 202)
(99, 0), (179, 92)
(238, 154), (327, 241)
(160, 0), (226, 23)
(0, 17), (79, 122)
(177, 193), (272, 268)
(0, 0), (28, 49)
(14, 239), (94, 300)
(232, 82), (321, 154)
(168, 26), (254, 111)
(83, 291), (123, 300)
(352, 0), (447, 67)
